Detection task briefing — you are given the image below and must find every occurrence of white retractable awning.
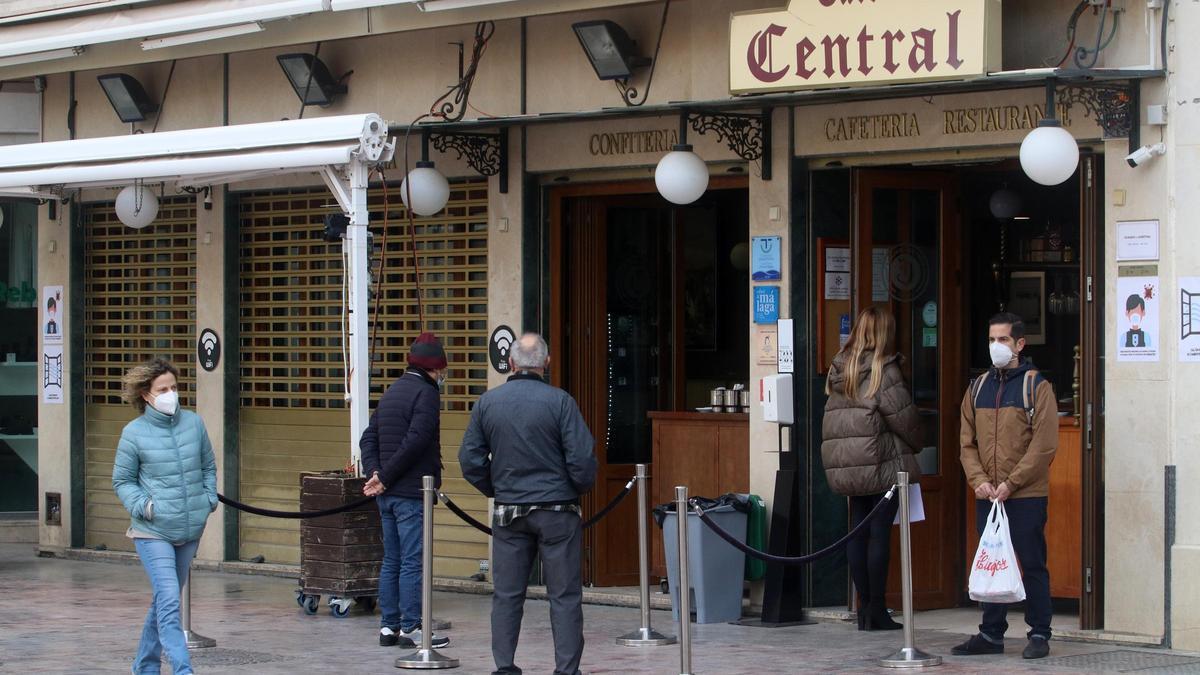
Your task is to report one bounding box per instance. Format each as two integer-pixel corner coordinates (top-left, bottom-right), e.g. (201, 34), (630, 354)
(0, 0), (327, 59)
(0, 113), (390, 190)
(0, 112), (392, 473)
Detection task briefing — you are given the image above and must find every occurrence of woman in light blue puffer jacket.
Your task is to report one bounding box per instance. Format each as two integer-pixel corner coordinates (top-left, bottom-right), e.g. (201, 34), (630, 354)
(112, 358), (217, 675)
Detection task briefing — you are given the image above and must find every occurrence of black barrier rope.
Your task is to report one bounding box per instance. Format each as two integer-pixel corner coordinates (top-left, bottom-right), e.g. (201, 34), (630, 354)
(690, 486), (898, 566)
(437, 475), (637, 537)
(582, 477), (635, 529)
(438, 491), (493, 536)
(217, 493), (375, 520)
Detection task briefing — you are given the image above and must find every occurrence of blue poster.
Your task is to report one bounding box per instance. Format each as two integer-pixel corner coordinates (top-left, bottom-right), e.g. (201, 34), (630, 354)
(754, 286), (780, 324)
(752, 236), (782, 281)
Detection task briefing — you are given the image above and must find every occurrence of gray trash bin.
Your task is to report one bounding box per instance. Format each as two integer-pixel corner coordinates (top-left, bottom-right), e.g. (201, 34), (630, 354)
(660, 504), (747, 624)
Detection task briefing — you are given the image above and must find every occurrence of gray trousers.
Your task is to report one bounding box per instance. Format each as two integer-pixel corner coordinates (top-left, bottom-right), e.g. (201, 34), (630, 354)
(490, 509), (584, 675)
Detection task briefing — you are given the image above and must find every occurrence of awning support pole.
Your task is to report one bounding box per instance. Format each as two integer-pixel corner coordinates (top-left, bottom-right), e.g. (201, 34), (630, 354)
(321, 160), (372, 475)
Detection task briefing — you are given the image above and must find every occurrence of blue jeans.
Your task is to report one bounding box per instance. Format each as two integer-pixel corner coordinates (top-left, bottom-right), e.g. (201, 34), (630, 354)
(133, 538), (200, 675)
(975, 498), (1052, 641)
(378, 495), (423, 632)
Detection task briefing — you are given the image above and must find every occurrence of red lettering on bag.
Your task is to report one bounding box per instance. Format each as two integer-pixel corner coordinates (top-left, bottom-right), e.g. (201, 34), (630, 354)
(975, 551), (1009, 577)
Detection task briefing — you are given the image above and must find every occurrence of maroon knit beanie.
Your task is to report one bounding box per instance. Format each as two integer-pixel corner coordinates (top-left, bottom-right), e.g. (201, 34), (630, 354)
(408, 332), (448, 371)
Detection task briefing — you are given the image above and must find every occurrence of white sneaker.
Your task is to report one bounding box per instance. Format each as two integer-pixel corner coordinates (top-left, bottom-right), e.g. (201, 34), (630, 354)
(400, 625), (450, 648)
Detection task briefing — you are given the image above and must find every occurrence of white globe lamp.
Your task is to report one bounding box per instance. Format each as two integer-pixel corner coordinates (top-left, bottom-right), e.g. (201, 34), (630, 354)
(115, 184), (159, 229)
(1019, 122), (1079, 186)
(400, 161), (450, 217)
(655, 145), (709, 205)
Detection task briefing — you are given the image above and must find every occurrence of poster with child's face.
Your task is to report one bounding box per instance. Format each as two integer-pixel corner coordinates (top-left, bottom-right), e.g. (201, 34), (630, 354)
(1116, 276), (1158, 362)
(42, 286), (63, 345)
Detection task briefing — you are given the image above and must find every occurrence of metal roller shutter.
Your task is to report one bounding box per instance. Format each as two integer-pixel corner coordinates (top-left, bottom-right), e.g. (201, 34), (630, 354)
(83, 197), (198, 552)
(237, 180), (489, 573)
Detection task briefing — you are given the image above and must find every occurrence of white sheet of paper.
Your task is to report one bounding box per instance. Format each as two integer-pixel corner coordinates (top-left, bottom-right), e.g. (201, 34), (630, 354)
(894, 484), (926, 524)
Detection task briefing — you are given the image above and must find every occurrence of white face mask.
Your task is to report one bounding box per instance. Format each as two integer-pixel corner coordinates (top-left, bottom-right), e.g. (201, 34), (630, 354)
(989, 342), (1014, 368)
(151, 390), (179, 416)
(1129, 313), (1142, 328)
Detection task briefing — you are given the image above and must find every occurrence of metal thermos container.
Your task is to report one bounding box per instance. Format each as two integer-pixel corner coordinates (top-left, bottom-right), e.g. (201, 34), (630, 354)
(723, 388), (739, 411)
(739, 389), (750, 413)
(710, 388), (726, 412)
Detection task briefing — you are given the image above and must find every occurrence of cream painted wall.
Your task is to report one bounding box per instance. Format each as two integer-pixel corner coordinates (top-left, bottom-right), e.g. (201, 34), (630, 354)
(1161, 0), (1200, 651)
(487, 127), (524, 392)
(36, 201), (71, 553)
(193, 190), (226, 562)
(746, 106), (792, 610)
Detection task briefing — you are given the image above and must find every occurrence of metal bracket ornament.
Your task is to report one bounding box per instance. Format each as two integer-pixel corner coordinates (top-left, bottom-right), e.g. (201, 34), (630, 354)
(427, 129), (508, 193)
(1058, 83), (1137, 140)
(683, 110), (771, 179)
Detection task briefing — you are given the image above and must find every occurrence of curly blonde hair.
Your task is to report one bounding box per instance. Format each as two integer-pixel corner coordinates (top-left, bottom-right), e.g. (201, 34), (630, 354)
(121, 358), (180, 412)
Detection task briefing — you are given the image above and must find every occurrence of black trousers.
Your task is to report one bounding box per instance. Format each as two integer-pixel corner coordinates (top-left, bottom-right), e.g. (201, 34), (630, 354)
(975, 497), (1052, 641)
(490, 509), (584, 675)
(848, 492), (900, 606)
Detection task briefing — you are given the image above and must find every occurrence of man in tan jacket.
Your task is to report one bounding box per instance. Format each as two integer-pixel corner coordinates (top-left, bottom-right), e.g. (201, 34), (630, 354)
(952, 312), (1058, 661)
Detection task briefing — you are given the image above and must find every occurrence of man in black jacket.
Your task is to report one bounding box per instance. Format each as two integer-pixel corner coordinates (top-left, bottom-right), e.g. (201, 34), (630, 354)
(361, 332), (450, 650)
(459, 333), (597, 675)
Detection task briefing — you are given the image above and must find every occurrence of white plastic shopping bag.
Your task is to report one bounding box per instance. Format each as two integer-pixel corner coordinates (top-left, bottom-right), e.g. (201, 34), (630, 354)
(968, 501), (1026, 604)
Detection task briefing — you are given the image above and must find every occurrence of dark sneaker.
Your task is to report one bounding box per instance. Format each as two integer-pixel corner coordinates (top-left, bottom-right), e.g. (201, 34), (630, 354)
(400, 625), (450, 649)
(951, 633), (1004, 656)
(1023, 636), (1050, 659)
(380, 627), (416, 648)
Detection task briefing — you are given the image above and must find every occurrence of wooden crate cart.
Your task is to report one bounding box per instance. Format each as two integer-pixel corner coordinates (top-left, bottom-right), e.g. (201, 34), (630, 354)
(295, 472), (383, 617)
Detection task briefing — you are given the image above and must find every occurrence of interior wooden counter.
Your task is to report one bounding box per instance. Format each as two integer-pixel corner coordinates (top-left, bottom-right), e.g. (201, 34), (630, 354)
(647, 411), (749, 579)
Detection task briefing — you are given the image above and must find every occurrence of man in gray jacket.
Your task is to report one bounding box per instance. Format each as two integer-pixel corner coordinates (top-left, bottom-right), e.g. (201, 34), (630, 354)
(459, 333), (597, 675)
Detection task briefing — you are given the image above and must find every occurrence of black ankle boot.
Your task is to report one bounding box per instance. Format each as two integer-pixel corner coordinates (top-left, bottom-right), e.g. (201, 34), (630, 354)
(865, 604), (903, 631)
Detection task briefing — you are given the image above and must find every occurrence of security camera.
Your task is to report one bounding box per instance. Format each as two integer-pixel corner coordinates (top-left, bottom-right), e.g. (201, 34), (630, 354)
(1126, 143), (1165, 168)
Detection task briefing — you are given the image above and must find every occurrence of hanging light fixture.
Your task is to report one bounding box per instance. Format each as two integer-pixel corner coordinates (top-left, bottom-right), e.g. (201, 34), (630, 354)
(1019, 79), (1079, 186)
(730, 242), (749, 271)
(401, 161), (449, 216)
(400, 132), (449, 216)
(655, 115), (708, 205)
(115, 182), (159, 229)
(988, 186), (1022, 220)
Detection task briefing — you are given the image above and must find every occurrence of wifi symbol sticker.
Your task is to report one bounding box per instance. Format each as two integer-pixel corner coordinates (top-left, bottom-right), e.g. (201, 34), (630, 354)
(489, 325), (516, 374)
(197, 328), (221, 372)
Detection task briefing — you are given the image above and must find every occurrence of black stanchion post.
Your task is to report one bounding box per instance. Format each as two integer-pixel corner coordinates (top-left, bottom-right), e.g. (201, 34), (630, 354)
(182, 567), (215, 649)
(396, 475), (458, 670)
(675, 486), (692, 675)
(617, 464), (676, 647)
(879, 471), (941, 669)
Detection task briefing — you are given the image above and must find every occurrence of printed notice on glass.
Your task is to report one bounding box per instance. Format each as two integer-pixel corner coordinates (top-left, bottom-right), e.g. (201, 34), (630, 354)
(825, 247), (850, 273)
(824, 272), (850, 300)
(1180, 277), (1200, 362)
(1117, 220), (1159, 261)
(871, 248), (890, 302)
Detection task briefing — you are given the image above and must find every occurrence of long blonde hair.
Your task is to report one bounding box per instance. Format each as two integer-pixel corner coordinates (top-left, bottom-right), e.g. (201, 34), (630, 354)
(827, 306), (896, 400)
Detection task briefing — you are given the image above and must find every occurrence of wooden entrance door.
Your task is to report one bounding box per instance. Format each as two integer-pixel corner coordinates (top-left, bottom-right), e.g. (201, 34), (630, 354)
(1079, 152), (1105, 629)
(852, 169), (964, 610)
(551, 188), (673, 587)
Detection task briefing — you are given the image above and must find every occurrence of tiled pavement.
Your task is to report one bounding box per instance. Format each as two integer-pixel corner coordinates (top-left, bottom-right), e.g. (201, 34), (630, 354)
(1, 544), (1198, 674)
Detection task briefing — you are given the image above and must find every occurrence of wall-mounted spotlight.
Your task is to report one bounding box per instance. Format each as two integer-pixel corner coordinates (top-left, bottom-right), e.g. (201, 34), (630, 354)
(277, 53), (348, 107)
(1126, 143), (1165, 168)
(97, 74), (159, 123)
(572, 20), (650, 81)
